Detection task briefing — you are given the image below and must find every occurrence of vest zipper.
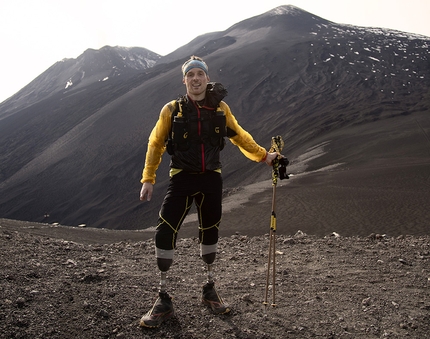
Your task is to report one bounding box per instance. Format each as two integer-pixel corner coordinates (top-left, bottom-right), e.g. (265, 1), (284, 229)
(193, 100), (205, 172)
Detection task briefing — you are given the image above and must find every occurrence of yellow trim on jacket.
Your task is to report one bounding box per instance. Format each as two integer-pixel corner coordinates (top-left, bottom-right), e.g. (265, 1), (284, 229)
(140, 100), (267, 185)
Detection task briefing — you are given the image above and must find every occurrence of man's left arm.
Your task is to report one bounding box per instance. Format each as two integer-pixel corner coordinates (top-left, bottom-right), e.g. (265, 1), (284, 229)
(222, 102), (272, 163)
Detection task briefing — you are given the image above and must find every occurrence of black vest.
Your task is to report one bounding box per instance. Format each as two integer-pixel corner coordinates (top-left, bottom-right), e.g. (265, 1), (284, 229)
(167, 96), (226, 172)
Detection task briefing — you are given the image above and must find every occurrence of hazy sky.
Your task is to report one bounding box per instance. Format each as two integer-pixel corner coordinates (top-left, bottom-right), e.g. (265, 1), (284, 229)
(0, 0), (429, 104)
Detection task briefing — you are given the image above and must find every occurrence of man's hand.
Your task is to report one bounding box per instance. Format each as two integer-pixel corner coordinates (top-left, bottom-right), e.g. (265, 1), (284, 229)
(265, 152), (280, 166)
(140, 182), (153, 201)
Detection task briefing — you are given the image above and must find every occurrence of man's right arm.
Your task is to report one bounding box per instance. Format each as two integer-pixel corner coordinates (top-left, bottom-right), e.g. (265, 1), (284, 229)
(140, 102), (175, 185)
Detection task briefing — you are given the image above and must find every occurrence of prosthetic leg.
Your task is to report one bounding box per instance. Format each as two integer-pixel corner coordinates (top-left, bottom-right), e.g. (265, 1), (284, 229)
(201, 245), (230, 314)
(139, 252), (175, 328)
(202, 252), (216, 284)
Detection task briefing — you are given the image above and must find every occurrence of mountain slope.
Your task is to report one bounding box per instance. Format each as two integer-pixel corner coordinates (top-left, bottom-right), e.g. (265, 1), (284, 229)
(0, 5), (429, 232)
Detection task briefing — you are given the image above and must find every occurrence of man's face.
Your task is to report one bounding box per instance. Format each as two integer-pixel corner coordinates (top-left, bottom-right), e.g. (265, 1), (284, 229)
(183, 68), (210, 101)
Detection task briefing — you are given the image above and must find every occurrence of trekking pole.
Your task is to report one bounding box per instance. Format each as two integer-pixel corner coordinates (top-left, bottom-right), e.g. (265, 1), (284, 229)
(264, 135), (285, 311)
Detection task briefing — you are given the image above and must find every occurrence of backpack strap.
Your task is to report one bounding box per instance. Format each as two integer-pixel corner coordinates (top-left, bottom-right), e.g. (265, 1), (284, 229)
(166, 98), (187, 155)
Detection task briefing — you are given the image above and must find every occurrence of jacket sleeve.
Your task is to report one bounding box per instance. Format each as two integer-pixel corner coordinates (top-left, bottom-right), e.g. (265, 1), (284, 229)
(221, 101), (267, 162)
(140, 101), (175, 184)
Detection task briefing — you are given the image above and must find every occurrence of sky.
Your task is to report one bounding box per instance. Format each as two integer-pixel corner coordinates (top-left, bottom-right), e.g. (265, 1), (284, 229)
(0, 0), (429, 104)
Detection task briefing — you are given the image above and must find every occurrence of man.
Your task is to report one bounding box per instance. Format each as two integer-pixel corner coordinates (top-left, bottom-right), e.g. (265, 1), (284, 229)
(139, 56), (278, 328)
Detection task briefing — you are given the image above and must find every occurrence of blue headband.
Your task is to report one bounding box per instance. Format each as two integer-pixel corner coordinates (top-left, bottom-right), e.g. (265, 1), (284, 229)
(182, 59), (208, 76)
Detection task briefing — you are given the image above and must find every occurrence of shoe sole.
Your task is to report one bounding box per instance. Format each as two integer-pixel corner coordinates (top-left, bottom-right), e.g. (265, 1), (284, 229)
(202, 298), (231, 314)
(139, 311), (175, 328)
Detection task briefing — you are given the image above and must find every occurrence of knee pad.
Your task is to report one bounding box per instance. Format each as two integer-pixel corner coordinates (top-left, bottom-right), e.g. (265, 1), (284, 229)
(200, 243), (217, 264)
(202, 252), (216, 265)
(157, 258), (173, 272)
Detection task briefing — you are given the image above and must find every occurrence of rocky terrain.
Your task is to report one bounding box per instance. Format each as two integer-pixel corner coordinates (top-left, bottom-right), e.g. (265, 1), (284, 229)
(1, 215), (429, 339)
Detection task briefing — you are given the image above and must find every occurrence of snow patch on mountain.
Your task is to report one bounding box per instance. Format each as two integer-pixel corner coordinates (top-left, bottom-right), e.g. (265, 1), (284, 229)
(270, 5), (303, 16)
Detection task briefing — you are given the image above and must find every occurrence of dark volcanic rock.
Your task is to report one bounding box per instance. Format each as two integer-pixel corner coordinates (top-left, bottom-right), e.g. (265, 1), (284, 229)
(0, 218), (429, 338)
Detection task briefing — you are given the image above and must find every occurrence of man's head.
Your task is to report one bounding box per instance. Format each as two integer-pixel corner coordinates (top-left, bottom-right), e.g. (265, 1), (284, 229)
(182, 56), (210, 101)
(182, 56), (208, 76)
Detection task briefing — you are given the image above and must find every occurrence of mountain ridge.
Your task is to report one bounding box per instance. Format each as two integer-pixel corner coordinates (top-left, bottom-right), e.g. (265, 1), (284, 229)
(0, 46), (160, 120)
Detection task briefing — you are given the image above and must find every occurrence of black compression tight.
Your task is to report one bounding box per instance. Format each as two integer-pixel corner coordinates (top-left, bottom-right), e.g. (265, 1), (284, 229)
(154, 171), (222, 266)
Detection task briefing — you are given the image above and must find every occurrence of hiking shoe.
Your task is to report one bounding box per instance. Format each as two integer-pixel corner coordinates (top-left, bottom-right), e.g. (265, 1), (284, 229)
(202, 282), (230, 314)
(140, 292), (174, 328)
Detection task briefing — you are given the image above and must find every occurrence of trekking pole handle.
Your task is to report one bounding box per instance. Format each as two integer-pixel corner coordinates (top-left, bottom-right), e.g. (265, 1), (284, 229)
(269, 136), (284, 186)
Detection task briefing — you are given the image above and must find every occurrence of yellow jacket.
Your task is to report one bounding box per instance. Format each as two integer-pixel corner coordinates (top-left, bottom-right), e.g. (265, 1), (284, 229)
(141, 100), (267, 184)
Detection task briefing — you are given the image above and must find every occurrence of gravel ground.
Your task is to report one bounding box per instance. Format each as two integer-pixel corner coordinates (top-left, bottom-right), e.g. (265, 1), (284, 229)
(1, 219), (429, 339)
